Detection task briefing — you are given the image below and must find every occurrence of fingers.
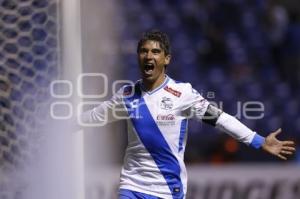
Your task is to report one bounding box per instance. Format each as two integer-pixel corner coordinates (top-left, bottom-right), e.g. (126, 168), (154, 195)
(277, 154), (287, 160)
(264, 128), (296, 160)
(278, 146), (296, 160)
(282, 146), (296, 151)
(280, 150), (293, 155)
(282, 141), (295, 146)
(278, 150), (294, 160)
(273, 128), (282, 136)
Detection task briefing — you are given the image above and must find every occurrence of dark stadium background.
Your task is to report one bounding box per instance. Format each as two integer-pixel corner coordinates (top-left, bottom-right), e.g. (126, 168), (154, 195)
(118, 0), (300, 164)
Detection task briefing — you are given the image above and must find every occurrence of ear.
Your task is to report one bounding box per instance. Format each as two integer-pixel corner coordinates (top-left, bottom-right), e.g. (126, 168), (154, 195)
(164, 54), (171, 65)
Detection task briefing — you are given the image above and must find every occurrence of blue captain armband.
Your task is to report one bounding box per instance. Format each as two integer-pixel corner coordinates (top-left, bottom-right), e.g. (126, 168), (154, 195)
(250, 134), (265, 149)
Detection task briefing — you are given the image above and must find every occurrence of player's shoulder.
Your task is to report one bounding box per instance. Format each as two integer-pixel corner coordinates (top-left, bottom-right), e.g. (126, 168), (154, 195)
(168, 77), (194, 90)
(166, 77), (194, 97)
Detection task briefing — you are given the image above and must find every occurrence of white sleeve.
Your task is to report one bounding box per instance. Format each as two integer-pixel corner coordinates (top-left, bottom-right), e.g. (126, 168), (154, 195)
(216, 112), (256, 145)
(79, 88), (127, 125)
(181, 83), (210, 120)
(180, 83), (264, 148)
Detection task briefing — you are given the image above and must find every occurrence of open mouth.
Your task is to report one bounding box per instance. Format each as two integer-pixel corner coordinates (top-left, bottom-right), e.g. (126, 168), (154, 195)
(143, 63), (154, 75)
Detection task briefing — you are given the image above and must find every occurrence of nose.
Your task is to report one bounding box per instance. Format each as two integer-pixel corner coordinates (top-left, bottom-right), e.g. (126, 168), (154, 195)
(145, 52), (153, 59)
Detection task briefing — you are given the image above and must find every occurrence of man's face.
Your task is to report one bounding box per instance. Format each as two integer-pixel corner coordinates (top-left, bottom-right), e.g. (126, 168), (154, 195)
(138, 40), (171, 83)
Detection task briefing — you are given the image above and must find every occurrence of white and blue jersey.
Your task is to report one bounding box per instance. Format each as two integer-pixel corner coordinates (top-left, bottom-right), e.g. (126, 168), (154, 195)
(81, 76), (265, 199)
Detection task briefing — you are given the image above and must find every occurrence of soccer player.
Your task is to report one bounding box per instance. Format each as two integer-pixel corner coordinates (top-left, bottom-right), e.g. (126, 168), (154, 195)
(81, 30), (296, 199)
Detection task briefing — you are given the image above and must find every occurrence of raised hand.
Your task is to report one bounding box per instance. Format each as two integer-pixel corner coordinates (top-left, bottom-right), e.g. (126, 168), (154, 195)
(262, 128), (296, 160)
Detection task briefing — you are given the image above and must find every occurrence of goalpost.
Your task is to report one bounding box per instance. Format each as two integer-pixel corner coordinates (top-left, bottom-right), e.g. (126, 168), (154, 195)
(60, 0), (122, 198)
(61, 0), (85, 199)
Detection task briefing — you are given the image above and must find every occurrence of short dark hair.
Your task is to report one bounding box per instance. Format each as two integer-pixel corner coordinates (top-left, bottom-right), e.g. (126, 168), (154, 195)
(137, 30), (171, 55)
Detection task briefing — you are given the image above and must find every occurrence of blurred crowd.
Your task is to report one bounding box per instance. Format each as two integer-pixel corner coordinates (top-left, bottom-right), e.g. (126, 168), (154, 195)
(119, 0), (300, 163)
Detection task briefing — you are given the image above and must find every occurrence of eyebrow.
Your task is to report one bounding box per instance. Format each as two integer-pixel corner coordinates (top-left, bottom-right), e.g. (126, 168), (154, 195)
(139, 47), (162, 52)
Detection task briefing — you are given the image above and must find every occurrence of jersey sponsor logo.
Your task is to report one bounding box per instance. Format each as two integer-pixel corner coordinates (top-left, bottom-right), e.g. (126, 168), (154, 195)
(157, 114), (175, 121)
(156, 114), (176, 126)
(160, 97), (173, 110)
(164, 86), (182, 97)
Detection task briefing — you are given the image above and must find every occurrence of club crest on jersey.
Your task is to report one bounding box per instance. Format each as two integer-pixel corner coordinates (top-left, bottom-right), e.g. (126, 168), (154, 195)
(160, 97), (173, 110)
(164, 86), (181, 97)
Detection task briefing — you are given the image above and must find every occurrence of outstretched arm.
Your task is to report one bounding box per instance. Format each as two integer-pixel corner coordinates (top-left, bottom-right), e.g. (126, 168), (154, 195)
(184, 85), (296, 160)
(262, 128), (295, 160)
(197, 104), (296, 160)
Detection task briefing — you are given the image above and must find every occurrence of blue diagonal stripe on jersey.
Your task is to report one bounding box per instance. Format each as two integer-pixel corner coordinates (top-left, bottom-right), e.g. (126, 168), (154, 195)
(178, 119), (187, 152)
(124, 85), (184, 199)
